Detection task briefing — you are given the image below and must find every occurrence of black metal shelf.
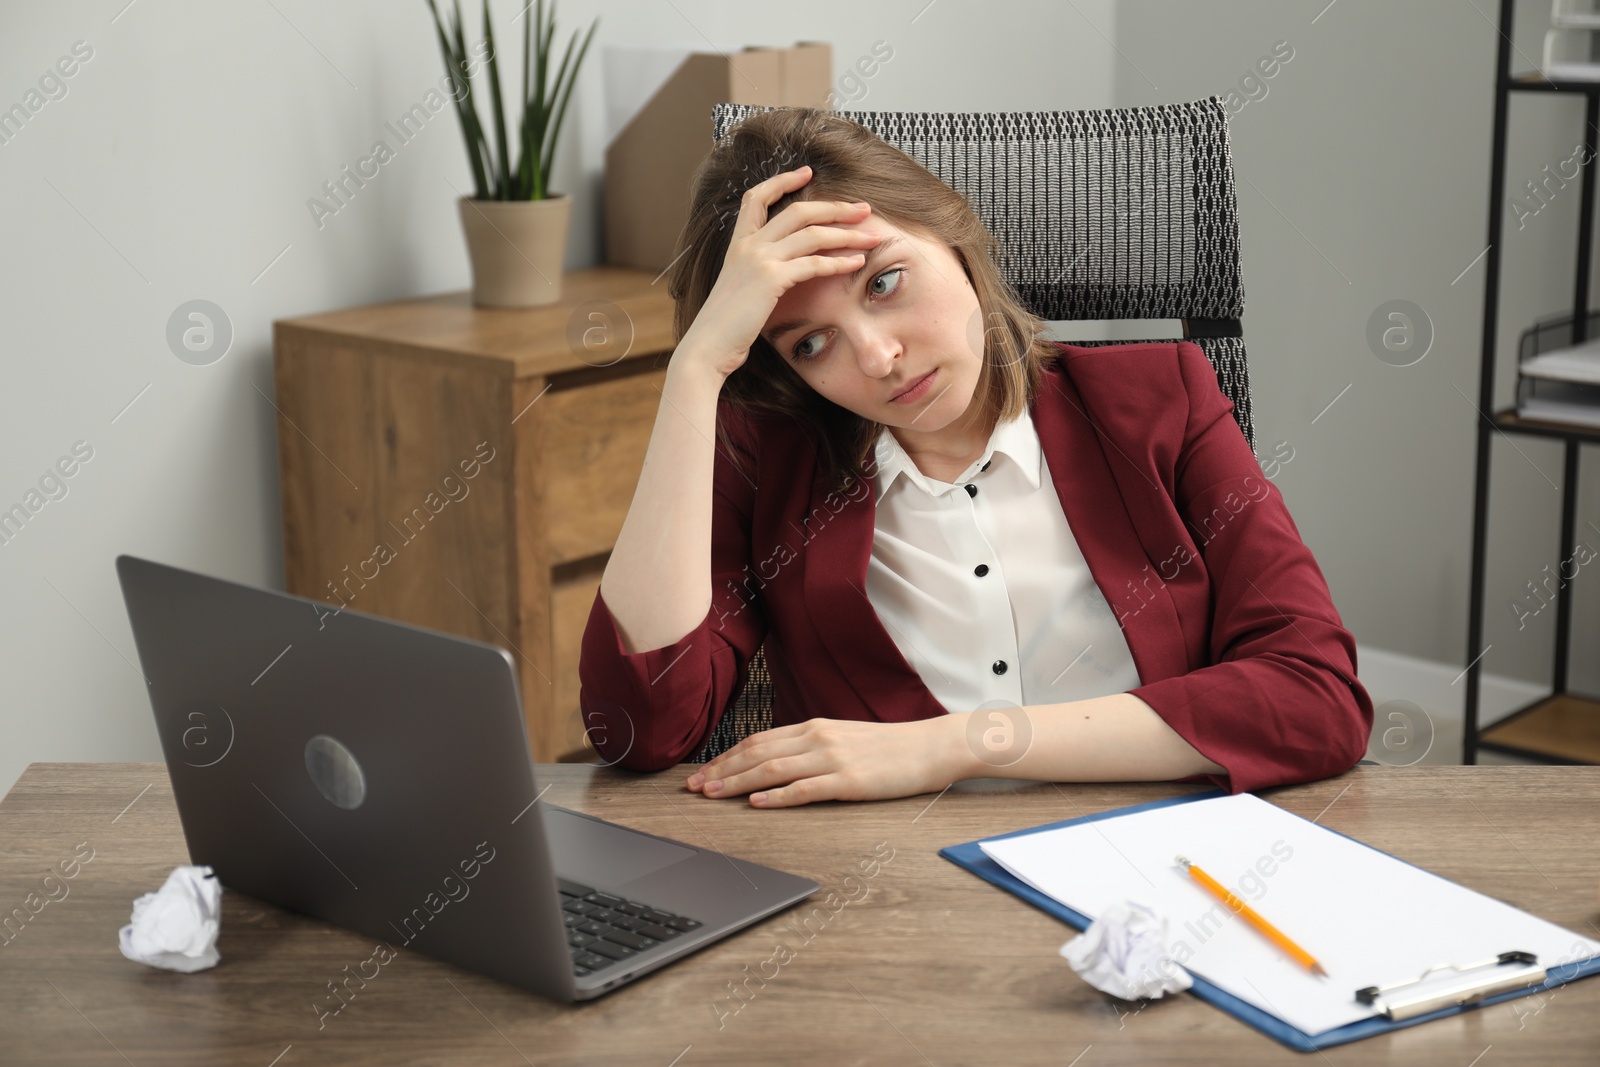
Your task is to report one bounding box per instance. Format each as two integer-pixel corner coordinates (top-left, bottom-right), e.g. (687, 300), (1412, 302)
(1493, 408), (1600, 443)
(1507, 71), (1600, 93)
(1463, 0), (1599, 766)
(1477, 693), (1600, 764)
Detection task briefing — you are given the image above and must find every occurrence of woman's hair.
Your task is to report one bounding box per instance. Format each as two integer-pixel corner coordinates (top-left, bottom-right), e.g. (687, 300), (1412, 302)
(668, 106), (1059, 492)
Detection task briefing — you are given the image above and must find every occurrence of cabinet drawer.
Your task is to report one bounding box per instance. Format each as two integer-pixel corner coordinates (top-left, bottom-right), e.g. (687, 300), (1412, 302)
(541, 369), (667, 565)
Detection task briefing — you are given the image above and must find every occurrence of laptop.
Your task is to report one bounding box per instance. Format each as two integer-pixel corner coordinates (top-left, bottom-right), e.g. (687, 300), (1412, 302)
(114, 554), (819, 1002)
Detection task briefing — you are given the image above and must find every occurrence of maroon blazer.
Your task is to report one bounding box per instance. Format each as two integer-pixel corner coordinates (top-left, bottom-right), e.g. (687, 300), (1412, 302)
(579, 341), (1374, 795)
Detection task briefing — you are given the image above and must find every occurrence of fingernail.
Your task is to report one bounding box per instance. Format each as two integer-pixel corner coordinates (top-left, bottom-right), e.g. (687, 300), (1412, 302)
(752, 793), (768, 804)
(687, 773), (704, 788)
(706, 780), (723, 793)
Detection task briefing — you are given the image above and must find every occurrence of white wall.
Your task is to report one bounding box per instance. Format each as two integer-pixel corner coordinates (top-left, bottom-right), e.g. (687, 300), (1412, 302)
(0, 0), (1118, 794)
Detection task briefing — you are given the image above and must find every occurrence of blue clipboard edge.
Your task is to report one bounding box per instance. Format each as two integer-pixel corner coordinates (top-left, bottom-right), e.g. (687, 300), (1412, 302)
(938, 787), (1600, 1053)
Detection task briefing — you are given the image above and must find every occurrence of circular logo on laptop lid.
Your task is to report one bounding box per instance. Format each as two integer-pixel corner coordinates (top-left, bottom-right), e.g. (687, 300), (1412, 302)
(304, 734), (367, 810)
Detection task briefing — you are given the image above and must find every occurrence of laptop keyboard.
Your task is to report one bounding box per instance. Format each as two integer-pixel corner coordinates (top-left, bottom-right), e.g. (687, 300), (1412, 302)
(558, 877), (703, 977)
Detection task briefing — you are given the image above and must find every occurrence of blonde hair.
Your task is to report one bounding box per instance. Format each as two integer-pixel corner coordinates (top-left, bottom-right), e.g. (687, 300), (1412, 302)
(669, 106), (1058, 492)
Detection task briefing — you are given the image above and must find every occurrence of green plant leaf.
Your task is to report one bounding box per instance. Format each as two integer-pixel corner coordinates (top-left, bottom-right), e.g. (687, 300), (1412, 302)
(425, 0), (596, 202)
(531, 0), (551, 198)
(541, 16), (595, 198)
(513, 0), (534, 198)
(451, 0), (495, 197)
(530, 0), (568, 197)
(520, 0), (531, 109)
(481, 0), (511, 199)
(424, 0), (488, 198)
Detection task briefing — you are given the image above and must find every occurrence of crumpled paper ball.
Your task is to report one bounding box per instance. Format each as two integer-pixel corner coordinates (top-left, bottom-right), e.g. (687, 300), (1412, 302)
(1059, 898), (1194, 1000)
(118, 865), (221, 973)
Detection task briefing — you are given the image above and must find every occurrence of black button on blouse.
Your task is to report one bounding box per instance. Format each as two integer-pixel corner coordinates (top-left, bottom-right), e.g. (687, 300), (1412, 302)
(974, 564), (990, 577)
(964, 484), (978, 498)
(991, 660), (1007, 675)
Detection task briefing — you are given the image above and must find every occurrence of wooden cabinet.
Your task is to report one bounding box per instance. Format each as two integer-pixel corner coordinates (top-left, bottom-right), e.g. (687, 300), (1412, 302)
(271, 267), (674, 762)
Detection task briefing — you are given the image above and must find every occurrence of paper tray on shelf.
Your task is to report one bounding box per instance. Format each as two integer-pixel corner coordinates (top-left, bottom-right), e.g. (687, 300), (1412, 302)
(1517, 378), (1600, 427)
(1552, 0), (1600, 30)
(1542, 27), (1600, 80)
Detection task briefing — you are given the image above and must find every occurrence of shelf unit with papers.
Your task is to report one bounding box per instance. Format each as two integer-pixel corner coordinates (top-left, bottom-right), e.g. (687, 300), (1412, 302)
(1464, 0), (1600, 765)
(1510, 312), (1600, 426)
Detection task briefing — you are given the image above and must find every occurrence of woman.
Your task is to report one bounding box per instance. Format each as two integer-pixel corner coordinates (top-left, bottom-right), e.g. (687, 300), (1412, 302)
(579, 107), (1372, 807)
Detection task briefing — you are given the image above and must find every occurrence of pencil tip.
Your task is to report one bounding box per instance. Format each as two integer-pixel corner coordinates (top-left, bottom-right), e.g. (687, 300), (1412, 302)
(1312, 964), (1328, 978)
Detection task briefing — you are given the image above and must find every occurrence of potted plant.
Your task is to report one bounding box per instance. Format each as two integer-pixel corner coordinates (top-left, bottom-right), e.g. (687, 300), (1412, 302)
(425, 0), (598, 307)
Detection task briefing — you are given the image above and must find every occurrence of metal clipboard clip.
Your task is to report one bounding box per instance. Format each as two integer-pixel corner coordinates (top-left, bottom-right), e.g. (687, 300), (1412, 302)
(1355, 951), (1546, 1021)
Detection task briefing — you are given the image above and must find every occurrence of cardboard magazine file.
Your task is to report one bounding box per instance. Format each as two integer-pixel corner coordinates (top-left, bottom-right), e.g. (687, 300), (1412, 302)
(604, 42), (832, 273)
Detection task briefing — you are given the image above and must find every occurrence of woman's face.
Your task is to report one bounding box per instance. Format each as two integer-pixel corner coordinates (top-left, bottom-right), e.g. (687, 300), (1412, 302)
(759, 213), (987, 445)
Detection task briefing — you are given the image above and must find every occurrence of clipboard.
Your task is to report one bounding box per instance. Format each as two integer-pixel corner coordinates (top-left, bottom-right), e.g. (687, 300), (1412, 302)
(939, 789), (1600, 1052)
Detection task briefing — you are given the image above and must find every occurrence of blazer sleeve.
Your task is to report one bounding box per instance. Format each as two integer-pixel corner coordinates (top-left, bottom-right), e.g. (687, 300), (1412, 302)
(576, 402), (769, 772)
(1129, 342), (1375, 795)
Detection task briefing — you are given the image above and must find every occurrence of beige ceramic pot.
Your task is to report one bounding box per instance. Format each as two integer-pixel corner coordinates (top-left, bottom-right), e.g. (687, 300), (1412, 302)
(456, 193), (572, 308)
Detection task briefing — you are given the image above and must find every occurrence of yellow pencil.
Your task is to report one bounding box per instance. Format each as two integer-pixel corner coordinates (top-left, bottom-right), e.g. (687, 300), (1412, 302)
(1175, 855), (1327, 978)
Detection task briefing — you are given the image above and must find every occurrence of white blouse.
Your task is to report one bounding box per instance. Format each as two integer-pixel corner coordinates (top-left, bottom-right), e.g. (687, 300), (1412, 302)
(864, 407), (1143, 715)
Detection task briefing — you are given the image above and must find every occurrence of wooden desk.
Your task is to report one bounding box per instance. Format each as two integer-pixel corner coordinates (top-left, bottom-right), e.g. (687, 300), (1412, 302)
(3, 763), (1597, 1065)
(272, 269), (675, 764)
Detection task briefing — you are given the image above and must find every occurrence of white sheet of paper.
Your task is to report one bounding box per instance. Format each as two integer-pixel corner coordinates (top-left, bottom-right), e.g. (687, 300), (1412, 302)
(978, 793), (1600, 1036)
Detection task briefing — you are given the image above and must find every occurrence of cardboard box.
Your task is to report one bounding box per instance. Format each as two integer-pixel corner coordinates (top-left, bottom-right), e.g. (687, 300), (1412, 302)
(604, 42), (832, 273)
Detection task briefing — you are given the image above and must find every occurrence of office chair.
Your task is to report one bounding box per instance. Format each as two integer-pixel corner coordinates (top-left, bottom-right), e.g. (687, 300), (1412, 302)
(692, 98), (1253, 764)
